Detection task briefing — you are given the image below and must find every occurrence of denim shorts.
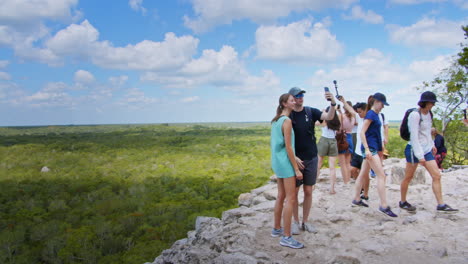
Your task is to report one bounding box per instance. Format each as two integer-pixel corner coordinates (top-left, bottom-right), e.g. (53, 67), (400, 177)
(361, 147), (378, 156)
(404, 144), (435, 163)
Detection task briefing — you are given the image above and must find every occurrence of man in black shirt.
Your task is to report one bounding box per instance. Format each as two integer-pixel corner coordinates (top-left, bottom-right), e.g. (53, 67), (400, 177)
(288, 87), (336, 234)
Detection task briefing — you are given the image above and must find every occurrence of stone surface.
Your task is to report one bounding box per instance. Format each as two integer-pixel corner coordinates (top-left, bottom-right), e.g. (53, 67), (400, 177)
(146, 162), (468, 264)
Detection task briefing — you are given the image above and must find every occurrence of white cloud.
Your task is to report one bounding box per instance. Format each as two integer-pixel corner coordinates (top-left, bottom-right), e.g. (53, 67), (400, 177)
(389, 0), (467, 8)
(184, 0), (358, 33)
(74, 70), (95, 84)
(0, 72), (12, 80)
(388, 18), (465, 48)
(24, 82), (73, 107)
(0, 0), (78, 23)
(118, 88), (158, 107)
(109, 75), (129, 87)
(129, 0), (147, 15)
(343, 6), (383, 24)
(141, 45), (281, 95)
(255, 19), (344, 63)
(44, 20), (199, 70)
(306, 49), (453, 119)
(0, 60), (9, 68)
(181, 96), (200, 103)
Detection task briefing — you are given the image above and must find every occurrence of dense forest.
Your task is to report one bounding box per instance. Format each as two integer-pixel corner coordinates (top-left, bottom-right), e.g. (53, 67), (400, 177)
(1, 122), (457, 263)
(0, 124), (273, 264)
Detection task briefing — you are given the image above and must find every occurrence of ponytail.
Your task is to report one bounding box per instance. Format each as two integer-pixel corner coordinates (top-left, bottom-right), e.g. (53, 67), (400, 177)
(366, 95), (375, 113)
(271, 93), (291, 123)
(271, 105), (283, 123)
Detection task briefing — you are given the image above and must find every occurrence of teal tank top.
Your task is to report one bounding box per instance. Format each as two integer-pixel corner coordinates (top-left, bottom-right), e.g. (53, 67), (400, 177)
(271, 116), (296, 178)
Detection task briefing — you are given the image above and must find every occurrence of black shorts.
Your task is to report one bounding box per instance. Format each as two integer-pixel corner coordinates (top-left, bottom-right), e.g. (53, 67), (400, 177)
(296, 157), (318, 187)
(351, 153), (363, 169)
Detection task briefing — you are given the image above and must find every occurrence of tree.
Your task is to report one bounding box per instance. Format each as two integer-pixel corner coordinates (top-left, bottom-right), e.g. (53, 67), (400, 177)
(421, 25), (468, 166)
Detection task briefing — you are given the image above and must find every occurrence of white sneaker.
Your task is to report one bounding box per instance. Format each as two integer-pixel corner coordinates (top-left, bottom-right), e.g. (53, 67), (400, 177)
(302, 222), (318, 233)
(291, 221), (300, 235)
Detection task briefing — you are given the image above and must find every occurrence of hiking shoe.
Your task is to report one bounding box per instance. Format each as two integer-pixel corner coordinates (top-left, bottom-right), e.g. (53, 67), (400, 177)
(302, 222), (318, 233)
(280, 236), (304, 249)
(291, 221), (300, 235)
(399, 201), (416, 212)
(352, 199), (369, 207)
(271, 227), (283, 237)
(360, 194), (369, 201)
(379, 206), (398, 218)
(436, 204), (459, 213)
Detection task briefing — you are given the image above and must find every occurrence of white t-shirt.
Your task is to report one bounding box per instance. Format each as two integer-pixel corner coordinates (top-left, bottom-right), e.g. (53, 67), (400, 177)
(408, 110), (434, 159)
(378, 112), (389, 142)
(354, 113), (364, 157)
(321, 126), (336, 139)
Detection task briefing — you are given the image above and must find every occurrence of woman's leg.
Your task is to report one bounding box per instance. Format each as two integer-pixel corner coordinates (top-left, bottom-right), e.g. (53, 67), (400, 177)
(401, 162), (417, 202)
(423, 160), (444, 205)
(343, 152), (352, 184)
(367, 155), (388, 208)
(338, 153), (349, 184)
(354, 160), (371, 201)
(274, 179), (285, 229)
(317, 155), (324, 179)
(329, 156), (337, 194)
(282, 177), (298, 237)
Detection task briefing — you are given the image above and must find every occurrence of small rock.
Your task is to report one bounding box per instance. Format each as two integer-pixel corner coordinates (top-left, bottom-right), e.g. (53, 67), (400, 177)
(238, 193), (253, 207)
(435, 247), (448, 258)
(329, 255), (361, 264)
(41, 166), (50, 172)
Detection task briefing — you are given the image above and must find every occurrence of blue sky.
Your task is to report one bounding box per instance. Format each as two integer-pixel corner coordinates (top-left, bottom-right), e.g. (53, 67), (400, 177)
(0, 0), (466, 126)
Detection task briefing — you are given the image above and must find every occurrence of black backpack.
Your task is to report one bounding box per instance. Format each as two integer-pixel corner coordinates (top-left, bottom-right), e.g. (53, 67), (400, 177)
(400, 108), (433, 141)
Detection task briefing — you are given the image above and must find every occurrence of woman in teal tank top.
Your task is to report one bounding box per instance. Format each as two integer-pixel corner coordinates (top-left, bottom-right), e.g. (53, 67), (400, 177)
(270, 93), (304, 249)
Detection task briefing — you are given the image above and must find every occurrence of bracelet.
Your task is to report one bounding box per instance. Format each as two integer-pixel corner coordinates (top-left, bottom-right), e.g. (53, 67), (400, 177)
(331, 102), (337, 106)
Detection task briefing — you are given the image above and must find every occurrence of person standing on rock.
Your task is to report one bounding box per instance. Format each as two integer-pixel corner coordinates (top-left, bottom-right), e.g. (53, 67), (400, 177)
(351, 93), (398, 218)
(270, 93), (305, 249)
(431, 127), (447, 171)
(288, 87), (337, 234)
(399, 91), (459, 213)
(316, 106), (340, 194)
(338, 99), (370, 198)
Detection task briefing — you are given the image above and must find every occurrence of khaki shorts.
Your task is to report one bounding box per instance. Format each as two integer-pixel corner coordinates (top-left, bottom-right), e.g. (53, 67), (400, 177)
(317, 137), (338, 157)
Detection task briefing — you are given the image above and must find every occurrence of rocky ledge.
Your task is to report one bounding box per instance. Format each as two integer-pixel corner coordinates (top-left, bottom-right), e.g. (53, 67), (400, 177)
(146, 159), (468, 264)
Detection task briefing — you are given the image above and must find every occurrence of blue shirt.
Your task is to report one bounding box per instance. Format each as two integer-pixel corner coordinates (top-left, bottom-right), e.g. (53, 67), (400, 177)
(361, 110), (382, 152)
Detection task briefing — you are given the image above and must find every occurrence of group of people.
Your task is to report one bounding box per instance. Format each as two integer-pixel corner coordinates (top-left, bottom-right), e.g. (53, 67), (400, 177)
(270, 88), (459, 249)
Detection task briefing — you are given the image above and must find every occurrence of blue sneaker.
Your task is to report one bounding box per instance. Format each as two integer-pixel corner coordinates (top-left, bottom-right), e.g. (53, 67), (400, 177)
(370, 170), (376, 178)
(280, 236), (304, 249)
(271, 227), (283, 237)
(436, 204), (459, 213)
(352, 199), (369, 207)
(379, 206), (398, 217)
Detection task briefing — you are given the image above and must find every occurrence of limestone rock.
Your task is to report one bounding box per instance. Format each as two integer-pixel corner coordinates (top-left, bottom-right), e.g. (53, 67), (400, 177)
(238, 193), (253, 207)
(41, 166), (50, 172)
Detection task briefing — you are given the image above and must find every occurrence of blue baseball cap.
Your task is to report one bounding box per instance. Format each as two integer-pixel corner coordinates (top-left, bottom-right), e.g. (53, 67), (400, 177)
(373, 92), (389, 106)
(288, 87), (306, 97)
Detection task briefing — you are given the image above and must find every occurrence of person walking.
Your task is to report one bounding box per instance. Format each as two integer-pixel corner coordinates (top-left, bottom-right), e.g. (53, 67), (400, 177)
(351, 93), (398, 218)
(288, 87), (336, 234)
(270, 93), (304, 249)
(399, 91), (458, 213)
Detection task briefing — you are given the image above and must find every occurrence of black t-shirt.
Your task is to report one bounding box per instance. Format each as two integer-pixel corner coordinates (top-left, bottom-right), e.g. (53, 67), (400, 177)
(290, 107), (323, 160)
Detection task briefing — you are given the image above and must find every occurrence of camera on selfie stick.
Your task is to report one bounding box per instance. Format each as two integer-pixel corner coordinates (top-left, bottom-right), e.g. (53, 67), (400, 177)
(333, 80), (342, 100)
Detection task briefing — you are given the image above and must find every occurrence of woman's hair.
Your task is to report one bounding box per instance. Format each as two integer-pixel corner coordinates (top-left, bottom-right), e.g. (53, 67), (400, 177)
(344, 100), (353, 119)
(418, 101), (427, 108)
(325, 106), (341, 130)
(366, 95), (375, 112)
(271, 93), (292, 123)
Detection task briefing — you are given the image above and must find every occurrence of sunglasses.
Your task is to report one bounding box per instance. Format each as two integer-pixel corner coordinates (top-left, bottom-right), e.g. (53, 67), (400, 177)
(294, 93), (304, 99)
